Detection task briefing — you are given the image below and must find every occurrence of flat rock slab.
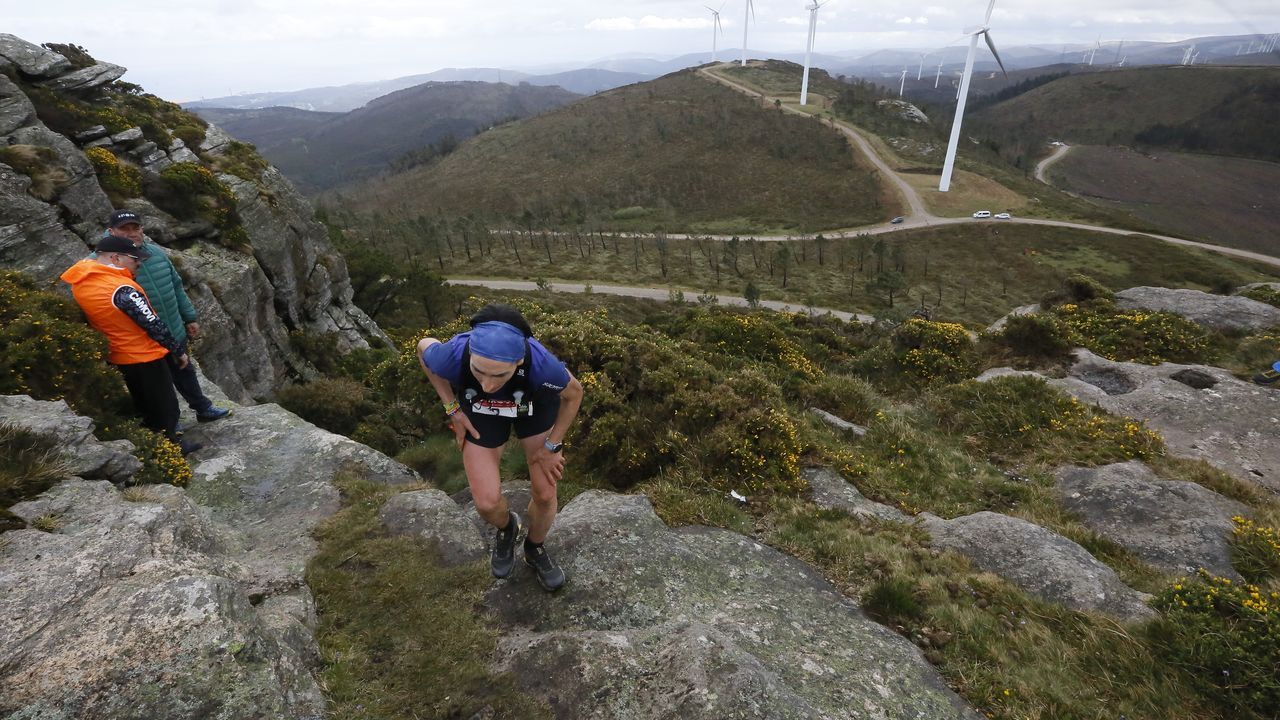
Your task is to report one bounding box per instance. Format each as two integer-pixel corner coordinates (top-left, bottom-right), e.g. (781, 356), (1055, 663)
(1050, 350), (1280, 493)
(0, 34), (71, 77)
(805, 467), (908, 523)
(1, 480), (323, 719)
(486, 491), (979, 720)
(185, 401), (417, 597)
(1056, 461), (1249, 580)
(921, 511), (1154, 621)
(1115, 286), (1280, 332)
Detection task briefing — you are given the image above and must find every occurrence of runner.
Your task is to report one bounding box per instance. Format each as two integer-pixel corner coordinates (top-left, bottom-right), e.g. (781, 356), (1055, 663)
(416, 305), (584, 590)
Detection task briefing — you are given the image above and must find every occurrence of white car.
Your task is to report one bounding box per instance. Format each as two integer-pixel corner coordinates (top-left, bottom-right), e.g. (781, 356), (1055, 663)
(972, 210), (992, 219)
(994, 212), (1012, 220)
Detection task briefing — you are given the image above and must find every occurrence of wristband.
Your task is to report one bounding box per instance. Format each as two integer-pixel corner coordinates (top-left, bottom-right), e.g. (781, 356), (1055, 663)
(443, 400), (460, 417)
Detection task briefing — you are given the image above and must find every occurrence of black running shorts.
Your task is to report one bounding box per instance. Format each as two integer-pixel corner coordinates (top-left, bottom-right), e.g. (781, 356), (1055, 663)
(460, 393), (560, 449)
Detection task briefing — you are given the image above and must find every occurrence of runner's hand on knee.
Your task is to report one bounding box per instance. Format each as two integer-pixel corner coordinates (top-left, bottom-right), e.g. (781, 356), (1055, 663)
(451, 413), (480, 450)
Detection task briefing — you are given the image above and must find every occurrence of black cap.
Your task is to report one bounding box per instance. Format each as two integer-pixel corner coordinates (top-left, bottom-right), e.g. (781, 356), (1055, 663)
(96, 234), (150, 260)
(108, 209), (142, 228)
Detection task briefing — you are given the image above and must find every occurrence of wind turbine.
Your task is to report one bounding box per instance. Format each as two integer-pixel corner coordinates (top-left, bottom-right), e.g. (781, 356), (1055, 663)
(938, 0), (1007, 193)
(934, 60), (944, 88)
(800, 0), (830, 106)
(705, 3), (725, 62)
(1181, 44), (1195, 65)
(740, 0), (755, 66)
(899, 68), (908, 96)
(917, 53), (928, 80)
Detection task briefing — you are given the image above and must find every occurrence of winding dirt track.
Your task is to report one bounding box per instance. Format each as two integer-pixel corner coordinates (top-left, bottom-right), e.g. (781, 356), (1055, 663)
(1034, 143), (1072, 184)
(695, 66), (1280, 270)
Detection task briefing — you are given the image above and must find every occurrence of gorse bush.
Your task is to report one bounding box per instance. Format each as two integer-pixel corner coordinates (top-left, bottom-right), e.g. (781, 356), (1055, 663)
(856, 319), (978, 389)
(1240, 285), (1280, 308)
(1232, 516), (1280, 583)
(0, 270), (130, 421)
(1055, 301), (1212, 365)
(100, 420), (192, 487)
(150, 162), (251, 250)
(85, 147), (142, 201)
(1149, 571), (1280, 719)
(931, 375), (1164, 466)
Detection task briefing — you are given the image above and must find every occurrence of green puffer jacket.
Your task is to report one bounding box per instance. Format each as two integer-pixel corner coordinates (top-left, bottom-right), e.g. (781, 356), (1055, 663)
(95, 235), (198, 346)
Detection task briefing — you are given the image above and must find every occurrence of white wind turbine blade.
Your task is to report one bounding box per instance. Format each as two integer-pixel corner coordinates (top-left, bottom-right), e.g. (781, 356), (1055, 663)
(983, 32), (1007, 76)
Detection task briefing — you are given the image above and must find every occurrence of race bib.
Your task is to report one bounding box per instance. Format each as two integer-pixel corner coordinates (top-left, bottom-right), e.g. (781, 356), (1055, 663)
(471, 398), (533, 417)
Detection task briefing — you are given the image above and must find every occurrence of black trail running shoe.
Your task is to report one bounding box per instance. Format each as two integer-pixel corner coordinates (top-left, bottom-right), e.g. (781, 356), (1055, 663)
(491, 511), (522, 579)
(524, 544), (566, 591)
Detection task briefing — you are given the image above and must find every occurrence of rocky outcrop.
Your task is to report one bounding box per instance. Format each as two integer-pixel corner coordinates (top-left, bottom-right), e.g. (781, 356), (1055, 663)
(1053, 350), (1280, 492)
(0, 34), (71, 78)
(1056, 462), (1249, 580)
(0, 391), (417, 718)
(1115, 286), (1280, 331)
(0, 35), (391, 402)
(805, 467), (907, 522)
(984, 303), (1041, 333)
(876, 99), (929, 124)
(3, 480), (325, 719)
(0, 395), (140, 482)
(485, 492), (979, 720)
(920, 511), (1155, 621)
(380, 489), (486, 566)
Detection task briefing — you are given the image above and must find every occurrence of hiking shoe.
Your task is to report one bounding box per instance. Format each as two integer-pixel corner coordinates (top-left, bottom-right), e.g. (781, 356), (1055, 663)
(197, 407), (232, 422)
(1254, 370), (1280, 386)
(178, 439), (203, 456)
(491, 511), (522, 579)
(524, 544), (566, 592)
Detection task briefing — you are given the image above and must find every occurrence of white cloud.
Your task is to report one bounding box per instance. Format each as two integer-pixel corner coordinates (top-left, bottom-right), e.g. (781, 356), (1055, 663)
(586, 15), (709, 31)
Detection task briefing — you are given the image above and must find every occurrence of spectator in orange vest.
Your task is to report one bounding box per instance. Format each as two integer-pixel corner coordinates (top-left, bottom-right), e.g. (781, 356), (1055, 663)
(60, 235), (201, 455)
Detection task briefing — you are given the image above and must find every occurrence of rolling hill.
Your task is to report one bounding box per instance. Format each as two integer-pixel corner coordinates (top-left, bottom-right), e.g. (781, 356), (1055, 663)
(332, 68), (894, 234)
(196, 82), (580, 193)
(971, 65), (1280, 163)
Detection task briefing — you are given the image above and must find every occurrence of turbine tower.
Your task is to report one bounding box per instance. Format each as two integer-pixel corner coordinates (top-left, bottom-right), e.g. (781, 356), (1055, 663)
(939, 0), (1007, 193)
(934, 61), (944, 88)
(899, 68), (908, 96)
(917, 53), (928, 80)
(800, 0), (829, 106)
(705, 3), (725, 62)
(740, 0), (755, 66)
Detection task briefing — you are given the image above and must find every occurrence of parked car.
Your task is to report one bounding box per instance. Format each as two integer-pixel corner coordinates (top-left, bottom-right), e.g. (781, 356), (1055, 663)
(890, 216), (905, 224)
(972, 210), (992, 219)
(994, 212), (1011, 219)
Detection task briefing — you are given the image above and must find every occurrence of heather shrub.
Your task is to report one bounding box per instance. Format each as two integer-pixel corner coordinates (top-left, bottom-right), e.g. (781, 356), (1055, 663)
(1041, 272), (1113, 308)
(989, 313), (1074, 362)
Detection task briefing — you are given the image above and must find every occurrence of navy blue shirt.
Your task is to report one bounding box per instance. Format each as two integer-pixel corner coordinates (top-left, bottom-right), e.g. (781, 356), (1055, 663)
(423, 333), (570, 395)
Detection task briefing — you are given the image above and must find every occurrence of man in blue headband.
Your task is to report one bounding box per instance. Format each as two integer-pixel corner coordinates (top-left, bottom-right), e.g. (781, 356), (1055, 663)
(416, 304), (584, 591)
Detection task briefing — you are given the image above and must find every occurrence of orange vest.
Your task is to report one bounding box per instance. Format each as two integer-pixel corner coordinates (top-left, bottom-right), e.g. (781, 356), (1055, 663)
(60, 259), (169, 365)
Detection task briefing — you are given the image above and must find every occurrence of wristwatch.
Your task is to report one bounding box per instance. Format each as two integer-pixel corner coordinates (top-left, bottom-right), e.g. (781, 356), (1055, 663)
(544, 438), (564, 453)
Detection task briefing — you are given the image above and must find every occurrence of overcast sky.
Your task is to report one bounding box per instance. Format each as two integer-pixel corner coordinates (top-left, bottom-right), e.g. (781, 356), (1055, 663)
(7, 0), (1277, 101)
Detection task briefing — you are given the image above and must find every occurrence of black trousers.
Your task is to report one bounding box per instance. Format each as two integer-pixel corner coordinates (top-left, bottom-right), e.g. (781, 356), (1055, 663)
(117, 357), (180, 440)
(165, 353), (213, 414)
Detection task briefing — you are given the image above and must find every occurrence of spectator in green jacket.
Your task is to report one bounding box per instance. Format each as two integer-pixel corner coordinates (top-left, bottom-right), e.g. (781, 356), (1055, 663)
(100, 210), (231, 423)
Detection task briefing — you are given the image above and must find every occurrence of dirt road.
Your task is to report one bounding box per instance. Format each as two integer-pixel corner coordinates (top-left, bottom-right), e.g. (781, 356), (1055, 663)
(1035, 143), (1072, 184)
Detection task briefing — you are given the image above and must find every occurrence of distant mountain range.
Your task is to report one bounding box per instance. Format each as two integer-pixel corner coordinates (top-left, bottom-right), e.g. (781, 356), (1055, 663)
(194, 82), (580, 192)
(185, 68), (647, 112)
(184, 34), (1275, 114)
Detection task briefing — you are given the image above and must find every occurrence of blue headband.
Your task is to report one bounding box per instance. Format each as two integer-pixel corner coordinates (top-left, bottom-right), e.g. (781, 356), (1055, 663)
(470, 321), (526, 363)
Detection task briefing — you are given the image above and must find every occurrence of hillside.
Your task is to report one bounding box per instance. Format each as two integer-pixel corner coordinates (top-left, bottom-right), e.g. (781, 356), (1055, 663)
(971, 65), (1280, 163)
(334, 68), (893, 234)
(198, 82), (580, 192)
